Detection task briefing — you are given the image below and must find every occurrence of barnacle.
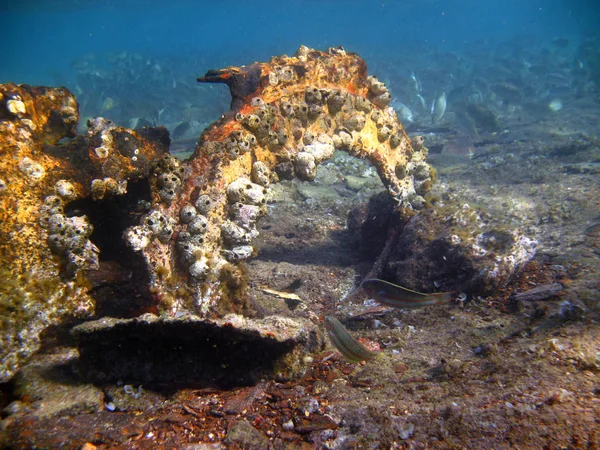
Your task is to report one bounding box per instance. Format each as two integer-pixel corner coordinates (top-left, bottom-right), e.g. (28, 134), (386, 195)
(227, 178), (267, 205)
(195, 195), (214, 215)
(18, 157), (44, 180)
(295, 152), (317, 181)
(327, 91), (347, 114)
(189, 256), (209, 279)
(179, 205), (197, 224)
(377, 125), (392, 142)
(251, 161), (271, 187)
(390, 133), (402, 149)
(6, 97), (26, 117)
(305, 86), (323, 104)
(0, 82), (166, 381)
(224, 245), (254, 262)
(221, 220), (254, 245)
(188, 215), (209, 235)
(54, 179), (77, 200)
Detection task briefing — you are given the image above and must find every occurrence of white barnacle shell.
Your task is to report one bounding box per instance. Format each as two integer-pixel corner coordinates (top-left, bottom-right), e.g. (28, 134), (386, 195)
(54, 179), (77, 200)
(280, 66), (294, 82)
(221, 220), (254, 245)
(189, 256), (209, 279)
(65, 215), (93, 238)
(368, 76), (388, 96)
(410, 162), (431, 181)
(123, 225), (153, 252)
(294, 152), (317, 181)
(94, 146), (110, 158)
(372, 92), (392, 108)
(7, 97), (26, 117)
(268, 71), (279, 86)
(179, 205), (197, 224)
(47, 213), (66, 234)
(251, 161), (271, 187)
(18, 157), (45, 181)
(227, 178), (266, 205)
(188, 215), (209, 235)
(224, 245), (254, 262)
(195, 194), (213, 215)
(231, 203), (263, 227)
(303, 141), (334, 163)
(250, 97), (266, 107)
(295, 45), (310, 62)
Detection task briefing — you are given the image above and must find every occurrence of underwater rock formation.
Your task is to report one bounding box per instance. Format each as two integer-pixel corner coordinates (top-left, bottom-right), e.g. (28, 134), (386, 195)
(131, 45), (435, 317)
(0, 83), (167, 382)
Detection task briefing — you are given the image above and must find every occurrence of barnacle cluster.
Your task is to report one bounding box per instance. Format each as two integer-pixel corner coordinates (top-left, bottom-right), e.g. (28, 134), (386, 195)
(153, 154), (186, 204)
(123, 46), (436, 316)
(0, 82), (166, 382)
(124, 209), (174, 252)
(40, 194), (99, 277)
(222, 177), (267, 262)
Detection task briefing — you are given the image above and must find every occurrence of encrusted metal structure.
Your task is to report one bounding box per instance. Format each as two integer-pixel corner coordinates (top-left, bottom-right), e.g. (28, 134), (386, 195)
(129, 46), (435, 316)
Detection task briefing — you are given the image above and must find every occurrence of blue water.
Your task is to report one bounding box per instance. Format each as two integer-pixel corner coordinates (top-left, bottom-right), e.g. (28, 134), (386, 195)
(1, 0), (598, 136)
(2, 0), (597, 86)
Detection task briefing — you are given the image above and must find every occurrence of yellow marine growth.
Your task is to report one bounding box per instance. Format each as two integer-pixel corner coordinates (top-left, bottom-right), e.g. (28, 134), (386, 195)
(0, 84), (166, 382)
(128, 46), (437, 317)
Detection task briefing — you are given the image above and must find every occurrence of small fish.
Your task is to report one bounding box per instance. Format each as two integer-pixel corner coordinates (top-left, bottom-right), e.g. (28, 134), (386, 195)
(431, 92), (447, 124)
(100, 97), (117, 112)
(391, 100), (414, 123)
(361, 278), (455, 310)
(548, 99), (562, 112)
(172, 120), (191, 141)
(324, 316), (378, 363)
(416, 93), (427, 111)
(466, 104), (500, 132)
(455, 108), (479, 138)
(410, 72), (422, 92)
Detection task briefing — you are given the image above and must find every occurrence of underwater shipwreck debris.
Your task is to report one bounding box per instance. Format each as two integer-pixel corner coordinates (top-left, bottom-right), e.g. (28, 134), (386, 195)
(348, 192), (537, 295)
(510, 283), (564, 302)
(0, 46), (436, 382)
(198, 64), (263, 111)
(127, 45), (437, 318)
(0, 83), (167, 382)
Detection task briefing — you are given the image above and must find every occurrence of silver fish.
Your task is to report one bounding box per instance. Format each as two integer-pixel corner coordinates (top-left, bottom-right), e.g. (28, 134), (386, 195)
(392, 100), (414, 123)
(172, 120), (191, 141)
(410, 72), (422, 93)
(416, 93), (427, 111)
(431, 92), (447, 124)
